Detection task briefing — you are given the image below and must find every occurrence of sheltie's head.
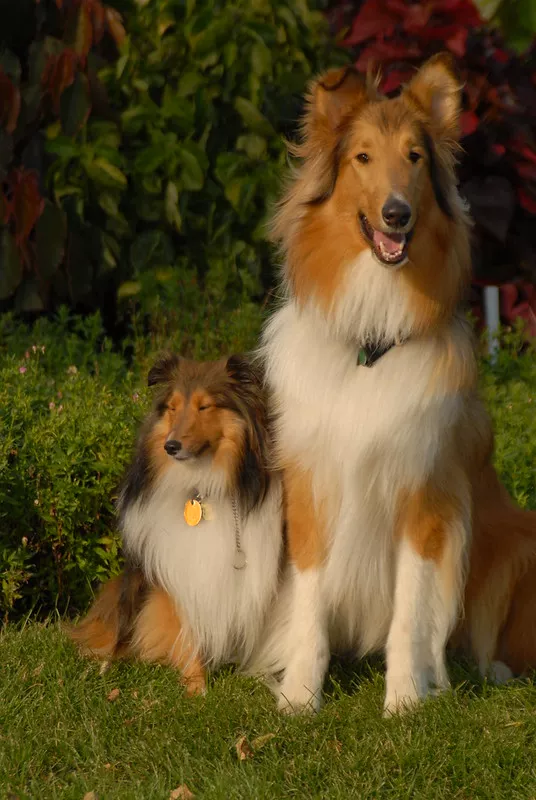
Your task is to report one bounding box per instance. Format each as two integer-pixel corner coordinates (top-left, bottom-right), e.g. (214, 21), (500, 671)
(120, 354), (271, 514)
(274, 53), (472, 338)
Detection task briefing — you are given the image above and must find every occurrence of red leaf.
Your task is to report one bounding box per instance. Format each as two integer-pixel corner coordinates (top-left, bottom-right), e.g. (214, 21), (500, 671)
(518, 188), (536, 215)
(512, 143), (536, 165)
(0, 68), (21, 134)
(460, 110), (479, 137)
(355, 39), (422, 71)
(515, 160), (536, 181)
(445, 27), (468, 58)
(343, 0), (398, 46)
(7, 169), (44, 250)
(91, 2), (106, 44)
(381, 69), (413, 94)
(403, 4), (434, 33)
(72, 5), (94, 61)
(105, 8), (126, 47)
(43, 50), (77, 113)
(492, 144), (506, 157)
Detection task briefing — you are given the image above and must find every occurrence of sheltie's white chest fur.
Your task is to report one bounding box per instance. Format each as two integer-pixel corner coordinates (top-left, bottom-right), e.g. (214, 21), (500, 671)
(262, 262), (472, 657)
(121, 469), (282, 666)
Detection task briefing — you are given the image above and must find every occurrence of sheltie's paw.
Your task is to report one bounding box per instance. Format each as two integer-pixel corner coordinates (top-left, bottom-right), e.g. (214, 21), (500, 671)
(489, 660), (514, 685)
(182, 675), (207, 697)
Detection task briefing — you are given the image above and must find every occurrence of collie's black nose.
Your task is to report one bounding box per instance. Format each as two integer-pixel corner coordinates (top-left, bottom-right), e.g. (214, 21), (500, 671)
(164, 439), (182, 456)
(382, 197), (411, 228)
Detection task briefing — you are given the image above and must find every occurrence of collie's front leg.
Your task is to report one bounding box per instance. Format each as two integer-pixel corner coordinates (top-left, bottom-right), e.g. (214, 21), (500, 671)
(384, 484), (469, 715)
(278, 466), (330, 714)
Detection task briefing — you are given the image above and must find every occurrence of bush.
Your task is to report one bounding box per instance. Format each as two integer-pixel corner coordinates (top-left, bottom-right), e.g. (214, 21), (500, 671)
(0, 0), (345, 322)
(0, 306), (265, 620)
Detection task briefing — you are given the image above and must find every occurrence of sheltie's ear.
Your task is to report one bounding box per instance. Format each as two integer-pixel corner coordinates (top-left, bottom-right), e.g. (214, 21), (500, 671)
(225, 354), (262, 388)
(404, 53), (462, 143)
(147, 353), (180, 387)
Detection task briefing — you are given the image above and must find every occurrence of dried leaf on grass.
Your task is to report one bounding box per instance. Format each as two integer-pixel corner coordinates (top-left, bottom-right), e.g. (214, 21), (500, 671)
(251, 733), (276, 750)
(169, 785), (194, 799)
(235, 734), (254, 761)
(106, 687), (120, 702)
(83, 793), (97, 800)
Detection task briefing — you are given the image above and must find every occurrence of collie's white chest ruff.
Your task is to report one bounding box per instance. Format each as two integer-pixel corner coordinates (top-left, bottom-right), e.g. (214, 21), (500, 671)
(121, 470), (282, 666)
(258, 269), (473, 713)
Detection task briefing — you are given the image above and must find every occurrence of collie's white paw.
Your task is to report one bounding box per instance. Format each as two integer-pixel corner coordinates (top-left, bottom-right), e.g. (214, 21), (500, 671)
(278, 674), (322, 715)
(383, 674), (423, 717)
(489, 660), (514, 685)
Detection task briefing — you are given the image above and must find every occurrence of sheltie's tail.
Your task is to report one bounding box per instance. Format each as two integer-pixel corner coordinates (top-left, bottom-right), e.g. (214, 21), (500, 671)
(67, 568), (146, 660)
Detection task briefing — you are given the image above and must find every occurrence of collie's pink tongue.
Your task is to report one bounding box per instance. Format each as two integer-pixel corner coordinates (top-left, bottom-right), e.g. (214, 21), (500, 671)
(373, 229), (406, 254)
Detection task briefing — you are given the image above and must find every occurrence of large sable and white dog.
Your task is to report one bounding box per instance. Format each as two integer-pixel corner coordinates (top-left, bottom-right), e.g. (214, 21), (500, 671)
(257, 53), (536, 715)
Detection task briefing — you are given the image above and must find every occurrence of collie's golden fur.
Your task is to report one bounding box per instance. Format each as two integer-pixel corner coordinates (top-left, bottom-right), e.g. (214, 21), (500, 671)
(70, 354), (283, 695)
(257, 53), (536, 714)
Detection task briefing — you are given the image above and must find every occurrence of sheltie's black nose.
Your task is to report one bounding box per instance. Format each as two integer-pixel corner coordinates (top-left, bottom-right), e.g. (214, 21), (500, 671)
(164, 439), (182, 456)
(382, 197), (411, 228)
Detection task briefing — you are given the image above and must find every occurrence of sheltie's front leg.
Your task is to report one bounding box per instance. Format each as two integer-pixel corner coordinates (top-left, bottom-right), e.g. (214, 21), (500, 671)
(384, 481), (470, 715)
(278, 465), (330, 714)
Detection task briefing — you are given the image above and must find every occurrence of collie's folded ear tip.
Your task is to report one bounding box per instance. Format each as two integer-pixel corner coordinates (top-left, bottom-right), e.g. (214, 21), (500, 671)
(147, 352), (180, 387)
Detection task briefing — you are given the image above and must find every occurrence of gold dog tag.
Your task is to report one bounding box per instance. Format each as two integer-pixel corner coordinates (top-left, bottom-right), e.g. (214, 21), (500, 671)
(184, 498), (203, 527)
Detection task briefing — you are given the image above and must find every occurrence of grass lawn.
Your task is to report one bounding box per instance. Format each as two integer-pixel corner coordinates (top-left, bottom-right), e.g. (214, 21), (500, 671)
(1, 326), (535, 799)
(2, 622), (536, 800)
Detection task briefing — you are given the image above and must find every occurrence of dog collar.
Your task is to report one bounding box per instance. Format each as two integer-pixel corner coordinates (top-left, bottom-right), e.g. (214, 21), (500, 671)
(357, 336), (406, 367)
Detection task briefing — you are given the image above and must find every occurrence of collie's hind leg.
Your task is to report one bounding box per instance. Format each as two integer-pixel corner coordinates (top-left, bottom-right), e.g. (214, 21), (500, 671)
(385, 484), (469, 715)
(133, 587), (206, 696)
(277, 465), (330, 714)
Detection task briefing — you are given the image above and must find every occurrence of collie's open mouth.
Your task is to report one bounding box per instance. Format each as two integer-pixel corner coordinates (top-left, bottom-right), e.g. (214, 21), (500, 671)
(359, 213), (413, 267)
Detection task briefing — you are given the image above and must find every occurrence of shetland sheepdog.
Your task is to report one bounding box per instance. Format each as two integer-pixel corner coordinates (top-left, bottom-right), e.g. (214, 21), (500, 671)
(70, 353), (283, 694)
(258, 53), (536, 715)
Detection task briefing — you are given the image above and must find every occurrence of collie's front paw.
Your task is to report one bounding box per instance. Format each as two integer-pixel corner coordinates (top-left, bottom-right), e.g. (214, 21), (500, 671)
(278, 675), (322, 715)
(383, 675), (422, 717)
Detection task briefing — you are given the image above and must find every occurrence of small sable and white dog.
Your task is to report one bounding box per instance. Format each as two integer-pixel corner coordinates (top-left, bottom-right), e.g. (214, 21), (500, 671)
(70, 353), (283, 695)
(254, 53), (536, 715)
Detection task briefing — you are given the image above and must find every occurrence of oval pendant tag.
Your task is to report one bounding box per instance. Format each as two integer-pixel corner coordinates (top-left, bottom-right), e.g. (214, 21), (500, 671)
(233, 549), (247, 570)
(184, 499), (203, 527)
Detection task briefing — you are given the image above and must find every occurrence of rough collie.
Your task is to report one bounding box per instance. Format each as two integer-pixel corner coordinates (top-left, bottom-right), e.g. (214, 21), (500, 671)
(258, 53), (536, 715)
(70, 353), (283, 694)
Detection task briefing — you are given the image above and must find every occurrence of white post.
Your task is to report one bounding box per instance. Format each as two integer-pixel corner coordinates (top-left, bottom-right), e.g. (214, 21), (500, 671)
(483, 285), (500, 362)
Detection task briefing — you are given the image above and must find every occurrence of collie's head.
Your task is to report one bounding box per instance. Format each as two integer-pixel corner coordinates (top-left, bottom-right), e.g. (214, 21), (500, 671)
(120, 354), (271, 514)
(274, 54), (472, 340)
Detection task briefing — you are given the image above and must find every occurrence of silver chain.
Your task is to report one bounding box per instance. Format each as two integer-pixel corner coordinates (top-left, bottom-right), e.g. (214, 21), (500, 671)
(231, 496), (246, 570)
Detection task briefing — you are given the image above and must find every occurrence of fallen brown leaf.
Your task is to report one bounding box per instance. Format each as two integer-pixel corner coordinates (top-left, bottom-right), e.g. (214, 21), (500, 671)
(235, 735), (253, 761)
(251, 733), (276, 750)
(169, 785), (194, 799)
(83, 793), (97, 800)
(107, 688), (120, 702)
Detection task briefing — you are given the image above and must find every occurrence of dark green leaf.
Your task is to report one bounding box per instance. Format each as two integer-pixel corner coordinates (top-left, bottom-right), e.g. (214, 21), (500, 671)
(35, 201), (66, 280)
(130, 230), (174, 274)
(0, 229), (22, 299)
(178, 147), (205, 191)
(233, 97), (274, 136)
(60, 71), (91, 137)
(165, 182), (182, 231)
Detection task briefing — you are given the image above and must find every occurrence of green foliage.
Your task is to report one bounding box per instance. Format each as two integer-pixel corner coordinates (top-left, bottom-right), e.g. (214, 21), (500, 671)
(0, 0), (344, 318)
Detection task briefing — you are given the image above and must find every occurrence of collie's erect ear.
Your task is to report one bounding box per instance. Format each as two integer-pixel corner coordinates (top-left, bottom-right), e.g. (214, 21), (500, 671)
(309, 67), (368, 133)
(404, 53), (462, 141)
(147, 353), (180, 387)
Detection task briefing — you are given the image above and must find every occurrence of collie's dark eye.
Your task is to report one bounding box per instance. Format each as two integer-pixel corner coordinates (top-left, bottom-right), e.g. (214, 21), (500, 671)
(356, 153), (369, 164)
(409, 151), (422, 164)
(198, 404), (211, 412)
